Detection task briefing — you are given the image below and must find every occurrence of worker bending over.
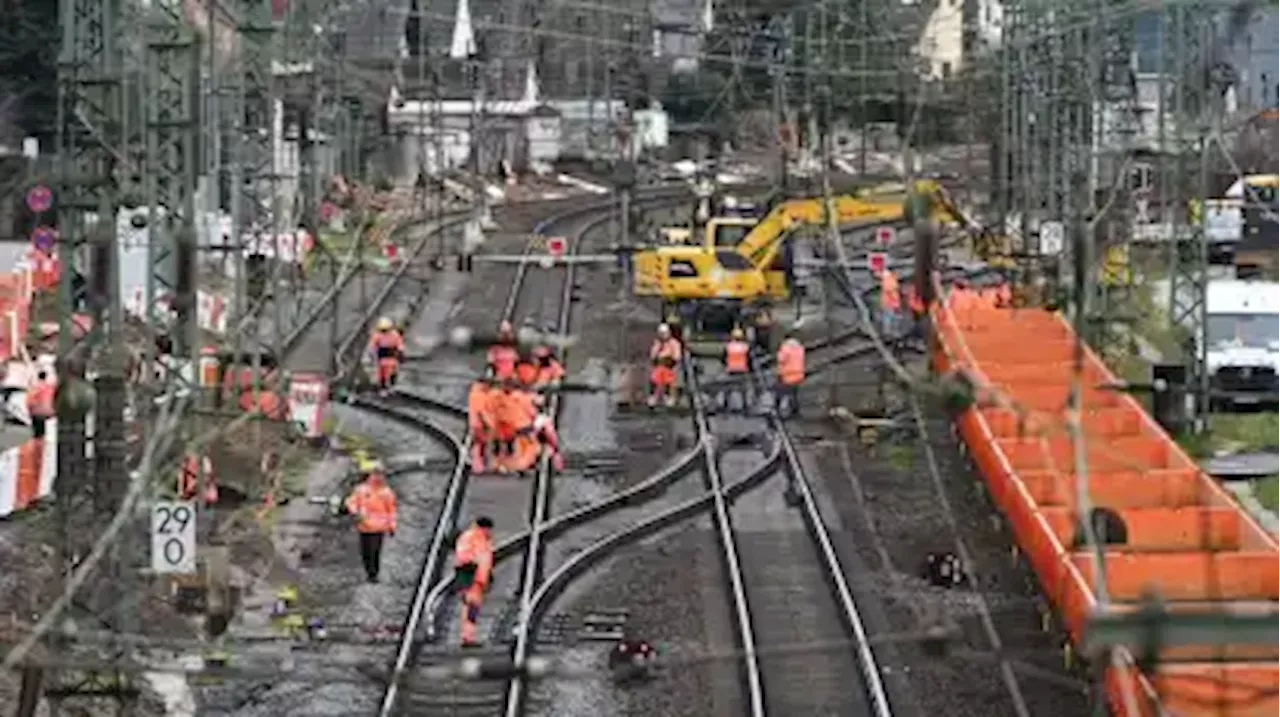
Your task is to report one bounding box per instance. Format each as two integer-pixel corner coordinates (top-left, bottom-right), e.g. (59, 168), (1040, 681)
(344, 461), (398, 583)
(487, 321), (519, 380)
(454, 516), (495, 647)
(514, 348), (540, 388)
(26, 370), (55, 439)
(719, 327), (752, 412)
(774, 331), (806, 419)
(177, 452), (219, 504)
(368, 318), (405, 392)
(466, 378), (496, 472)
(648, 323), (682, 408)
(492, 380), (539, 474)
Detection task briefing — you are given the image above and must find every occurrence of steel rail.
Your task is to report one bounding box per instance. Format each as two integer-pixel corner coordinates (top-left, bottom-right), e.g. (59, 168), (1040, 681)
(743, 361), (895, 717)
(682, 355), (768, 717)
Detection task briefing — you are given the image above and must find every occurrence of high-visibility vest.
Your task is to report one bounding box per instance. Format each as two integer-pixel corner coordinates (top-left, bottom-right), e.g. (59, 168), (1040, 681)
(487, 344), (519, 378)
(344, 478), (397, 534)
(454, 525), (494, 589)
(880, 270), (901, 310)
(906, 284), (926, 315)
(369, 330), (404, 359)
(26, 380), (55, 417)
(515, 361), (539, 386)
(467, 382), (493, 430)
(178, 455), (219, 504)
(536, 359), (565, 385)
(724, 340), (750, 373)
(776, 340), (805, 385)
(650, 338), (681, 364)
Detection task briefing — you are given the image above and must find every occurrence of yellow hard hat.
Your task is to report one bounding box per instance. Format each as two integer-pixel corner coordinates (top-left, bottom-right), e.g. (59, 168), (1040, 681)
(730, 328), (744, 340)
(376, 317), (393, 331)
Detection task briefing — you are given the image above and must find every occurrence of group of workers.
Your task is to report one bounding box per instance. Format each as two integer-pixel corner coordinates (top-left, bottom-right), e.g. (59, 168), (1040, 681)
(468, 320), (566, 475)
(342, 456), (495, 647)
(647, 322), (807, 419)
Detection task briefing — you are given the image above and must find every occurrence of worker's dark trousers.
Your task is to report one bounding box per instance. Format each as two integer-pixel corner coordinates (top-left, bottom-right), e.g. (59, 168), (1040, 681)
(30, 415), (48, 439)
(359, 532), (385, 581)
(774, 383), (800, 418)
(718, 374), (751, 411)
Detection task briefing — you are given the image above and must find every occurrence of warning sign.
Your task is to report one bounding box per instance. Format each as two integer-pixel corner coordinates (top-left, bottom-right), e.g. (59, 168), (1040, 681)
(867, 252), (887, 275)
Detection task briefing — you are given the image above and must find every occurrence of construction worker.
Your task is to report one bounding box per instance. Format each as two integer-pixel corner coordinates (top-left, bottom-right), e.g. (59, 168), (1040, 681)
(177, 453), (218, 504)
(905, 283), (928, 338)
(487, 321), (519, 380)
(367, 317), (405, 392)
(879, 268), (902, 336)
(454, 516), (495, 647)
(26, 370), (55, 439)
(467, 378), (496, 472)
(529, 413), (565, 471)
(533, 344), (565, 390)
(720, 327), (752, 412)
(775, 331), (806, 419)
(514, 347), (540, 388)
(344, 461), (398, 583)
(648, 323), (682, 408)
(493, 380), (538, 473)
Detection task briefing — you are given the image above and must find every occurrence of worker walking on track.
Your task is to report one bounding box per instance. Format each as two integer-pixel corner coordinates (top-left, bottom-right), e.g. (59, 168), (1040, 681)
(367, 318), (405, 392)
(878, 267), (902, 336)
(487, 321), (519, 380)
(774, 331), (806, 419)
(467, 378), (496, 472)
(344, 462), (398, 583)
(26, 370), (56, 439)
(719, 327), (752, 412)
(648, 323), (682, 408)
(454, 516), (495, 647)
(177, 452), (219, 504)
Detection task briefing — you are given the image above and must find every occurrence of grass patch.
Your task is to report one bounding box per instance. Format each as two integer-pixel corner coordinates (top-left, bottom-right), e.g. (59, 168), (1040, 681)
(1207, 413), (1280, 454)
(1257, 476), (1279, 513)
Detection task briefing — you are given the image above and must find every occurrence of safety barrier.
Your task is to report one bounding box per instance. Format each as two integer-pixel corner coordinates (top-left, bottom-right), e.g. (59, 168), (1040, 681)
(0, 421), (59, 519)
(931, 297), (1279, 717)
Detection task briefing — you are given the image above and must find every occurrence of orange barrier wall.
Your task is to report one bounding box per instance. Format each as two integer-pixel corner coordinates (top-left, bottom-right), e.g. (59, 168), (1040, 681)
(930, 296), (1279, 717)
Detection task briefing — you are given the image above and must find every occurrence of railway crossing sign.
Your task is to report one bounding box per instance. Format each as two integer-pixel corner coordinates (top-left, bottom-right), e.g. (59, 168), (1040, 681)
(546, 236), (567, 258)
(867, 251), (887, 275)
(25, 185), (53, 213)
(875, 226), (895, 245)
(31, 226), (55, 253)
(151, 500), (197, 575)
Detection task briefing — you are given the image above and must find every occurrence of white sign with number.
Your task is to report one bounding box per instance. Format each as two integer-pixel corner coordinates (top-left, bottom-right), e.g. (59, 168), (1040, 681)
(151, 501), (197, 574)
(1040, 221), (1065, 256)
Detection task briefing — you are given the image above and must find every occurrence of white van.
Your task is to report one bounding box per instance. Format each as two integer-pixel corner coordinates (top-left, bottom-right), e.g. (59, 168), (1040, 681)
(1204, 280), (1280, 407)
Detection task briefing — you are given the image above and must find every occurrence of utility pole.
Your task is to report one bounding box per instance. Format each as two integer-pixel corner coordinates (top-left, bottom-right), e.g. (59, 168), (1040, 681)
(770, 15), (790, 196)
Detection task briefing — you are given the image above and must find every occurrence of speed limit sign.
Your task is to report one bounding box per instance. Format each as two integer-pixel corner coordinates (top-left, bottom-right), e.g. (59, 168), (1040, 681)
(151, 501), (197, 574)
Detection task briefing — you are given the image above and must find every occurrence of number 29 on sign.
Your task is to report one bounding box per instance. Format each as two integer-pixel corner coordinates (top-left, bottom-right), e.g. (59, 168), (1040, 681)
(151, 501), (197, 574)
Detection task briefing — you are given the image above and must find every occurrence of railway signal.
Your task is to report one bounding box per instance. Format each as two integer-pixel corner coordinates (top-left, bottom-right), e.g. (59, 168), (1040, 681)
(875, 226), (895, 245)
(25, 185), (53, 214)
(546, 236), (566, 258)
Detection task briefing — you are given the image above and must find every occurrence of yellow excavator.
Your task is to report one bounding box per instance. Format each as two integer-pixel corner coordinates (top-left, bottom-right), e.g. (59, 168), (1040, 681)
(633, 179), (966, 335)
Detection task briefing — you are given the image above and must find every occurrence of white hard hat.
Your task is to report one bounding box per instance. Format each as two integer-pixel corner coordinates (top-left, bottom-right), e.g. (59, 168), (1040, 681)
(657, 323), (671, 334)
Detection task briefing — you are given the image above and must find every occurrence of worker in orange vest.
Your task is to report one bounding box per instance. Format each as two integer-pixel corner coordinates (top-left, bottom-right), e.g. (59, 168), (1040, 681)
(487, 321), (519, 380)
(454, 516), (495, 647)
(492, 381), (538, 474)
(467, 378), (496, 472)
(177, 453), (219, 504)
(344, 462), (398, 583)
(720, 327), (752, 412)
(367, 317), (405, 392)
(514, 347), (540, 388)
(532, 342), (564, 391)
(879, 268), (902, 336)
(529, 413), (565, 471)
(648, 323), (682, 408)
(774, 332), (806, 419)
(26, 370), (56, 439)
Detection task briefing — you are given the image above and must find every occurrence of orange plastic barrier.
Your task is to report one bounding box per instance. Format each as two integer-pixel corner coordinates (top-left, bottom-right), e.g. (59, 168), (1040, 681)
(931, 289), (1280, 717)
(0, 430), (55, 519)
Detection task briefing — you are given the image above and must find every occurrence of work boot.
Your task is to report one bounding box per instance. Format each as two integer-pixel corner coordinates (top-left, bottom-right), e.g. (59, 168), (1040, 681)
(646, 393), (659, 408)
(664, 393), (677, 408)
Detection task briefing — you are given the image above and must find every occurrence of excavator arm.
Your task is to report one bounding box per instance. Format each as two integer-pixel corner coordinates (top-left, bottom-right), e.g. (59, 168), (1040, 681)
(736, 195), (906, 270)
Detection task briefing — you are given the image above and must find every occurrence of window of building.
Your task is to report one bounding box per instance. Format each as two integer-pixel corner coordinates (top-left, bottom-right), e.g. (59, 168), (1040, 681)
(941, 62), (952, 81)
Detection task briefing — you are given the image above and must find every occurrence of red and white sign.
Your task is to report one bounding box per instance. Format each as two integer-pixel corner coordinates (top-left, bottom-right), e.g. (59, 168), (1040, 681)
(288, 373), (329, 439)
(546, 236), (567, 258)
(242, 229), (314, 264)
(25, 185), (53, 213)
(875, 226), (896, 245)
(383, 242), (399, 261)
(867, 252), (887, 275)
